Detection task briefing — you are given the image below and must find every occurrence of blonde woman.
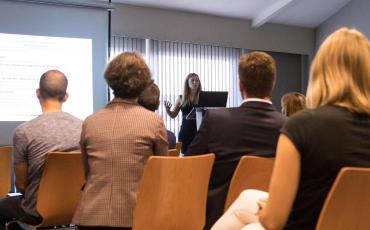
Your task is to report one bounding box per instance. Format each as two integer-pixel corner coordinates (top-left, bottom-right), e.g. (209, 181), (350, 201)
(281, 92), (306, 116)
(213, 28), (370, 230)
(164, 73), (202, 153)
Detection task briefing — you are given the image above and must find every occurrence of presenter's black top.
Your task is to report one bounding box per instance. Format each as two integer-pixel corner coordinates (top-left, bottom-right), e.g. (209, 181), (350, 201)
(282, 105), (370, 230)
(178, 101), (197, 153)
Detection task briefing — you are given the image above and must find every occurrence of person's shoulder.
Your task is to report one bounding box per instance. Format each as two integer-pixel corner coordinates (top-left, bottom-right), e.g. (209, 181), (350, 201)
(284, 107), (335, 132)
(83, 106), (112, 122)
(288, 106), (341, 124)
(61, 112), (83, 122)
(15, 115), (43, 131)
(13, 116), (44, 140)
(202, 107), (239, 122)
(286, 108), (314, 123)
(13, 121), (29, 137)
(167, 129), (176, 138)
(135, 105), (164, 122)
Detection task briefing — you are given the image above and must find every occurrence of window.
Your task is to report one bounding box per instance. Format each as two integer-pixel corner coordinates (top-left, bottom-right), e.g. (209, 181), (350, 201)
(111, 36), (243, 138)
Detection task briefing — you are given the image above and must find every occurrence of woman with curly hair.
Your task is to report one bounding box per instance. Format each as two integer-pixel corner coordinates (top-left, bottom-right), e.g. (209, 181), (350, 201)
(73, 52), (168, 229)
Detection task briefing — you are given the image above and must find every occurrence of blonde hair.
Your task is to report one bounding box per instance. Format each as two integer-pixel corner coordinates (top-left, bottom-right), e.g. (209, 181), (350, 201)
(180, 73), (202, 107)
(307, 28), (370, 114)
(281, 92), (306, 116)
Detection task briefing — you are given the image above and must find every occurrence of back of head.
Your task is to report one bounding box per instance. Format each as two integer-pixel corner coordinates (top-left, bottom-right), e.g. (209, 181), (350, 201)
(238, 51), (276, 98)
(138, 83), (160, 112)
(39, 70), (68, 102)
(281, 92), (306, 116)
(307, 27), (370, 114)
(105, 52), (152, 99)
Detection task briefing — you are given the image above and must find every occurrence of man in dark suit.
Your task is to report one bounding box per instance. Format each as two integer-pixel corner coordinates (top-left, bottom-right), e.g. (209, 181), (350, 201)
(185, 51), (285, 229)
(138, 82), (176, 149)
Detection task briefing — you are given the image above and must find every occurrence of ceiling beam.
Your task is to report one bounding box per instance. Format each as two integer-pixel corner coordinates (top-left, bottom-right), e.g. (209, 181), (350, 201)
(252, 0), (294, 28)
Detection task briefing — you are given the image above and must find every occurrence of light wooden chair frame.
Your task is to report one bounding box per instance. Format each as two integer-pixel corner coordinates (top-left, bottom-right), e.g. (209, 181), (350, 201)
(35, 152), (84, 228)
(224, 155), (275, 211)
(315, 167), (370, 230)
(132, 153), (215, 230)
(0, 146), (12, 198)
(175, 142), (182, 154)
(6, 152), (84, 230)
(168, 148), (180, 157)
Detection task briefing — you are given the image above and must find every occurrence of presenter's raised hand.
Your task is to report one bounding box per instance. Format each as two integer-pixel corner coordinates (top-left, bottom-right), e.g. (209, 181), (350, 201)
(164, 100), (172, 113)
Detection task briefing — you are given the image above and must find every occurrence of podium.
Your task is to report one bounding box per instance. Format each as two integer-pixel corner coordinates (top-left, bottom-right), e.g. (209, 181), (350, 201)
(185, 91), (228, 130)
(185, 107), (207, 130)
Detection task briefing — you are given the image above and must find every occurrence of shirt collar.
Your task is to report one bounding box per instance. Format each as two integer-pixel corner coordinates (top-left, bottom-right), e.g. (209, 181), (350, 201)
(241, 98), (272, 105)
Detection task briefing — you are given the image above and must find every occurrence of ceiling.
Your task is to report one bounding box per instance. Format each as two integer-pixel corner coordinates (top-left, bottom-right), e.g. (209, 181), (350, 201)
(107, 0), (352, 28)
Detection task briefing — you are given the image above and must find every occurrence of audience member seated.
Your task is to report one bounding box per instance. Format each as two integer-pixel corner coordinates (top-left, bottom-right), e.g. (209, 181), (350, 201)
(72, 52), (168, 230)
(185, 51), (285, 229)
(0, 70), (82, 229)
(138, 82), (176, 149)
(212, 27), (370, 230)
(281, 92), (306, 117)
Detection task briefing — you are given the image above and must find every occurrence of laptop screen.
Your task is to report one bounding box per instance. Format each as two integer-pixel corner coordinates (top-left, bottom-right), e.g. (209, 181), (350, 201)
(197, 91), (228, 107)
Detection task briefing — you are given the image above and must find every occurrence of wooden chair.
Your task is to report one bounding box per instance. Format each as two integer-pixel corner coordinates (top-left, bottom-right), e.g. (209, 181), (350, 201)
(132, 153), (215, 230)
(175, 142), (182, 153)
(315, 167), (370, 230)
(224, 156), (275, 211)
(0, 146), (12, 197)
(168, 148), (180, 157)
(35, 152), (84, 227)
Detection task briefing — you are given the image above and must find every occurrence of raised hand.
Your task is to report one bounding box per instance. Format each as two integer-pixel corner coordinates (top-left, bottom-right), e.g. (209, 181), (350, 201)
(164, 100), (172, 112)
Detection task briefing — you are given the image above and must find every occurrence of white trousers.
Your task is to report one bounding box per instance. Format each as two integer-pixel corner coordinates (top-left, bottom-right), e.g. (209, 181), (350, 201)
(211, 189), (268, 230)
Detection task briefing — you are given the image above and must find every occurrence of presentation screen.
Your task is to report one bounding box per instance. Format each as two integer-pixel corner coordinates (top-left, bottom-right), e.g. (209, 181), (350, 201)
(0, 0), (109, 145)
(0, 33), (93, 121)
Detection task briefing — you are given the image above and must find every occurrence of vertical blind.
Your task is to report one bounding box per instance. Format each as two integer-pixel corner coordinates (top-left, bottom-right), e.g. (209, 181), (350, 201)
(111, 35), (243, 139)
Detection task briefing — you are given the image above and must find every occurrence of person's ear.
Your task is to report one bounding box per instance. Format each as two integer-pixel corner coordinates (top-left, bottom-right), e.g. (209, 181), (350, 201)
(36, 89), (41, 99)
(62, 92), (69, 102)
(239, 80), (247, 99)
(239, 80), (244, 91)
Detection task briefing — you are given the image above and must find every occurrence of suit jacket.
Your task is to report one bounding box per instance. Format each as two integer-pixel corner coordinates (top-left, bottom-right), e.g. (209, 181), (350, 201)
(73, 98), (168, 227)
(185, 101), (285, 228)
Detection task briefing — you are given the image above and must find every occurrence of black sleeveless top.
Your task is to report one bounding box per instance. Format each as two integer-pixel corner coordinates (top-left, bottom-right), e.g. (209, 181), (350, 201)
(282, 106), (370, 230)
(178, 101), (197, 152)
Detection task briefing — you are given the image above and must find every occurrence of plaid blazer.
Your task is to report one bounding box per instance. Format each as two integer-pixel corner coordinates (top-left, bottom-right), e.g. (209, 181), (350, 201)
(72, 98), (168, 227)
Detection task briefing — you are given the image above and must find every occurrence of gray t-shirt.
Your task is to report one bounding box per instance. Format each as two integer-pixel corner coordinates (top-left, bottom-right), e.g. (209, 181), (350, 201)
(13, 111), (82, 218)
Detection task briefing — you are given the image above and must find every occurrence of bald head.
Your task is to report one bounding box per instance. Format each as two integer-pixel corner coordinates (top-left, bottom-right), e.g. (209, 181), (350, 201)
(39, 70), (68, 102)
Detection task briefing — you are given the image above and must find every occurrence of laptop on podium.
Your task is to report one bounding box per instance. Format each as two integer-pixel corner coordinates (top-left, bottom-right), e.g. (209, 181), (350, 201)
(197, 91), (228, 108)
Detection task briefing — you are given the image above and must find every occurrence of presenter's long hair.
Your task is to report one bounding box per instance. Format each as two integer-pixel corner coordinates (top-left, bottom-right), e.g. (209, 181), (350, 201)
(180, 73), (202, 107)
(307, 27), (370, 114)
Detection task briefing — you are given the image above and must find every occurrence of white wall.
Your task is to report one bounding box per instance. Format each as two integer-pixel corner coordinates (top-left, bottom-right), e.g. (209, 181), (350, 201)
(112, 4), (315, 55)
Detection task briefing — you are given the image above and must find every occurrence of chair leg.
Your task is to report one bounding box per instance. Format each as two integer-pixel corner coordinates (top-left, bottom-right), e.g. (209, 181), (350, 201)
(5, 221), (35, 230)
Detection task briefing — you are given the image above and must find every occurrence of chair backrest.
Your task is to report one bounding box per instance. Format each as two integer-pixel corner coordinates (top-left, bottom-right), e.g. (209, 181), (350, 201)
(168, 148), (180, 157)
(315, 167), (370, 230)
(0, 146), (12, 197)
(132, 153), (215, 230)
(224, 155), (275, 211)
(36, 152), (85, 227)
